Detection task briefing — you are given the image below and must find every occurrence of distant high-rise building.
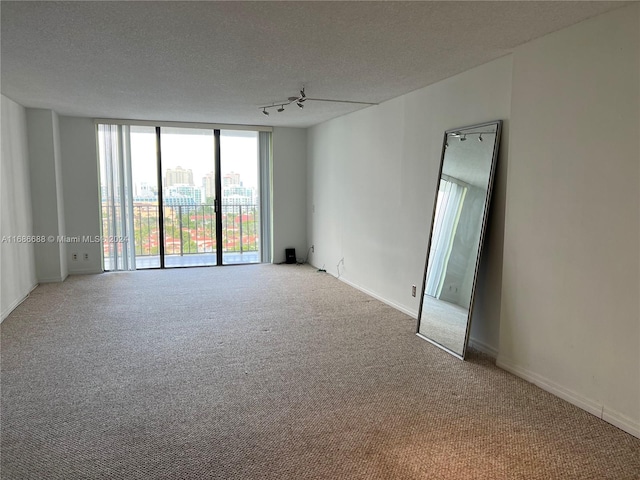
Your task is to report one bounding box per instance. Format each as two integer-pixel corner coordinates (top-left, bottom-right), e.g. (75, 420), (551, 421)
(164, 185), (204, 209)
(203, 172), (215, 199)
(132, 181), (157, 203)
(223, 172), (240, 187)
(165, 166), (194, 187)
(221, 171), (256, 213)
(136, 182), (156, 198)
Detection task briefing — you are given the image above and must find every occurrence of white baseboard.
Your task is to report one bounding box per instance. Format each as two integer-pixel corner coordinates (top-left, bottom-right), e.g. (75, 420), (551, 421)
(602, 409), (640, 438)
(1, 283), (38, 322)
(38, 274), (68, 283)
(469, 337), (498, 358)
(316, 268), (639, 439)
(497, 355), (639, 439)
(335, 275), (500, 360)
(68, 268), (103, 275)
(337, 276), (418, 320)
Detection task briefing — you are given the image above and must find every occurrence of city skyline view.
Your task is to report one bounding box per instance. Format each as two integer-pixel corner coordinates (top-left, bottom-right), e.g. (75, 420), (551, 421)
(99, 125), (262, 268)
(133, 166), (257, 208)
(129, 127), (259, 192)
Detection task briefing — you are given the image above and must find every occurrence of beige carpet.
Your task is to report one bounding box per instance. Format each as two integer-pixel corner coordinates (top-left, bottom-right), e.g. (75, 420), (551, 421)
(1, 264), (638, 479)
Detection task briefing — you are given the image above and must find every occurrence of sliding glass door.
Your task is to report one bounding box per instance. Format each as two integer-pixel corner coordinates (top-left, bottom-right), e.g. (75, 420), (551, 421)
(98, 124), (268, 271)
(160, 127), (217, 268)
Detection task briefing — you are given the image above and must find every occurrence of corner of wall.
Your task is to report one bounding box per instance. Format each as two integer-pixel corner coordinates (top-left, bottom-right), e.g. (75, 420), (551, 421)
(59, 116), (102, 274)
(1, 95), (38, 318)
(26, 108), (68, 283)
(271, 127), (308, 263)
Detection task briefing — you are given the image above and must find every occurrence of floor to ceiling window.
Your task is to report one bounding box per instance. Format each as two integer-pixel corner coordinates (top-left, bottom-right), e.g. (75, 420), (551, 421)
(130, 126), (161, 269)
(97, 122), (271, 271)
(220, 130), (260, 265)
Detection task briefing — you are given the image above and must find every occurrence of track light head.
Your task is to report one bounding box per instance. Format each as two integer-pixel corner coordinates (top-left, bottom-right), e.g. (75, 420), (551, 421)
(277, 105), (285, 113)
(262, 108), (269, 116)
(297, 102), (304, 109)
(460, 134), (467, 142)
(478, 134), (483, 142)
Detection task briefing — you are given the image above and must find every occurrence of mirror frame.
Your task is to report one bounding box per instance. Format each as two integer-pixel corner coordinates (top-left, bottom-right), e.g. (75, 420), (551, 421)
(416, 120), (502, 359)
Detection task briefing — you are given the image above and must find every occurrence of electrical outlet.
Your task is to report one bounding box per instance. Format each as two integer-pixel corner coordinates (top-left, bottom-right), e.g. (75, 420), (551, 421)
(311, 245), (314, 253)
(72, 253), (78, 261)
(83, 253), (89, 261)
(412, 285), (417, 297)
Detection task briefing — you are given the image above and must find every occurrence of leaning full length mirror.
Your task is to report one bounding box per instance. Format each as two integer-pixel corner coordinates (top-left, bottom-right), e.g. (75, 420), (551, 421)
(417, 120), (502, 359)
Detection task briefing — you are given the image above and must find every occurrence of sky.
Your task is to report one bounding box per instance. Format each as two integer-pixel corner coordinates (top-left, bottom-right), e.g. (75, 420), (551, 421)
(129, 127), (259, 190)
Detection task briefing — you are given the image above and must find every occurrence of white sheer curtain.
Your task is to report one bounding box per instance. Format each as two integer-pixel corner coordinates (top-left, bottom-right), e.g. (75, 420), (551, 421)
(98, 124), (136, 271)
(425, 177), (467, 297)
(258, 131), (272, 263)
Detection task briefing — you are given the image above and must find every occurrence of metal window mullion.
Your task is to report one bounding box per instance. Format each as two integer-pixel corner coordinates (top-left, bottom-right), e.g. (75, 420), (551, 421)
(214, 129), (223, 265)
(156, 127), (165, 268)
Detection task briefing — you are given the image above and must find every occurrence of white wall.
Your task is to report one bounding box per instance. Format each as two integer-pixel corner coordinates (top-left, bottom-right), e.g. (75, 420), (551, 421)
(272, 127), (308, 263)
(25, 109), (67, 283)
(306, 4), (639, 437)
(307, 56), (512, 352)
(52, 111), (68, 279)
(1, 95), (37, 320)
(498, 5), (639, 437)
(59, 116), (102, 274)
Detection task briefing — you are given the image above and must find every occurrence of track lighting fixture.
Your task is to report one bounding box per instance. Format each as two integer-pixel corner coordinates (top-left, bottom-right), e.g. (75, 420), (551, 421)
(447, 130), (493, 142)
(259, 86), (377, 116)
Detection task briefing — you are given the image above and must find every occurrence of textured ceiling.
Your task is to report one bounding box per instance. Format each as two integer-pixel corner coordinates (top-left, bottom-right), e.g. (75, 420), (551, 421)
(1, 1), (627, 128)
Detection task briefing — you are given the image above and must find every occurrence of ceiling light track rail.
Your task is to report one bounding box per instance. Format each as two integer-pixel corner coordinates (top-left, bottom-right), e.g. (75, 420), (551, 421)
(260, 87), (377, 116)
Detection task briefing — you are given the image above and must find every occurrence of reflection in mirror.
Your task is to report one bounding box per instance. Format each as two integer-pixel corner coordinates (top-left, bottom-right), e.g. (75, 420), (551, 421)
(417, 121), (502, 359)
